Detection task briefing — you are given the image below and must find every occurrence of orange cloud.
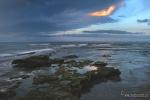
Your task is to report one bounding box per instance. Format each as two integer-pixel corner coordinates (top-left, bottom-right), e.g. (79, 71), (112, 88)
(89, 1), (124, 17)
(89, 4), (116, 17)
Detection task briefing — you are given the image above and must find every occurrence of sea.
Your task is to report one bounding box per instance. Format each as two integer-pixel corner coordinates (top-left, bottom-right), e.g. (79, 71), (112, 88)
(0, 39), (150, 100)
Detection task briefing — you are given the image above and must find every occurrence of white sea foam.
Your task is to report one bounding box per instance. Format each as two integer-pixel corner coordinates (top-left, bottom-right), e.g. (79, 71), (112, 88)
(71, 65), (98, 74)
(0, 48), (55, 61)
(29, 43), (49, 46)
(60, 44), (77, 48)
(60, 44), (88, 48)
(78, 44), (88, 47)
(17, 48), (55, 56)
(0, 53), (14, 57)
(90, 44), (111, 47)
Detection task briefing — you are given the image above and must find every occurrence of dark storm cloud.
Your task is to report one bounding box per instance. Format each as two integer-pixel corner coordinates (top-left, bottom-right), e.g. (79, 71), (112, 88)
(83, 30), (136, 34)
(137, 19), (150, 23)
(53, 30), (141, 37)
(118, 15), (126, 18)
(137, 19), (150, 25)
(0, 0), (122, 35)
(0, 16), (117, 34)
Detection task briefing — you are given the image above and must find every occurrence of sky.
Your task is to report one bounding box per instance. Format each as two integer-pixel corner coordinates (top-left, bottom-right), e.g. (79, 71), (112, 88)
(0, 0), (150, 42)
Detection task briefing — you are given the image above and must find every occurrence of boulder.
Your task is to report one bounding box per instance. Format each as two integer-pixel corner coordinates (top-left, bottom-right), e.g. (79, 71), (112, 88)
(33, 75), (58, 85)
(88, 66), (121, 79)
(65, 60), (93, 68)
(0, 89), (16, 99)
(10, 74), (30, 80)
(63, 55), (78, 59)
(49, 58), (64, 64)
(93, 61), (107, 67)
(102, 54), (111, 57)
(60, 80), (71, 85)
(16, 59), (121, 100)
(12, 55), (51, 68)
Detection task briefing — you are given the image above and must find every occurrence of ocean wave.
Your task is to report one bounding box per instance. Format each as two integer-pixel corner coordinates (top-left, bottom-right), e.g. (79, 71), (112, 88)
(77, 44), (88, 47)
(28, 43), (50, 46)
(90, 44), (112, 47)
(17, 48), (55, 56)
(60, 44), (88, 48)
(0, 53), (14, 57)
(0, 48), (55, 61)
(60, 44), (77, 48)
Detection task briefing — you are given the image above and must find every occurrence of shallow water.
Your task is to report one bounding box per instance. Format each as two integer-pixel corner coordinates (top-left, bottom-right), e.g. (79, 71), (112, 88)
(0, 42), (150, 100)
(80, 43), (150, 100)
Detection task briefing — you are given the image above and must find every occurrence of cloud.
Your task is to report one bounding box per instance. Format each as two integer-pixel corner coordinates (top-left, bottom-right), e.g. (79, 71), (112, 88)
(48, 30), (141, 37)
(118, 15), (126, 18)
(83, 30), (136, 34)
(137, 19), (150, 25)
(0, 14), (117, 35)
(89, 0), (124, 17)
(0, 0), (122, 35)
(89, 4), (117, 17)
(137, 19), (150, 23)
(82, 30), (142, 37)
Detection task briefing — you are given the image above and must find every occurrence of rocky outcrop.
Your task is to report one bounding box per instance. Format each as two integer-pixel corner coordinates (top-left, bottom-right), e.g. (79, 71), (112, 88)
(33, 75), (59, 85)
(63, 55), (78, 59)
(0, 89), (16, 99)
(11, 54), (121, 100)
(12, 55), (51, 68)
(93, 61), (107, 67)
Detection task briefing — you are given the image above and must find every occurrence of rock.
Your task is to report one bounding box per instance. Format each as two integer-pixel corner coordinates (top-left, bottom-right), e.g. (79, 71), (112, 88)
(10, 74), (30, 80)
(65, 60), (93, 68)
(93, 61), (107, 67)
(63, 55), (78, 59)
(49, 58), (64, 64)
(80, 60), (93, 65)
(0, 81), (21, 93)
(60, 80), (71, 85)
(12, 55), (51, 68)
(102, 54), (111, 57)
(91, 61), (120, 79)
(9, 81), (22, 89)
(88, 66), (121, 79)
(77, 60), (93, 67)
(68, 76), (90, 94)
(70, 76), (89, 85)
(56, 66), (73, 80)
(101, 67), (121, 76)
(33, 75), (58, 85)
(64, 60), (77, 64)
(11, 57), (121, 100)
(12, 55), (66, 68)
(64, 60), (78, 67)
(0, 89), (16, 99)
